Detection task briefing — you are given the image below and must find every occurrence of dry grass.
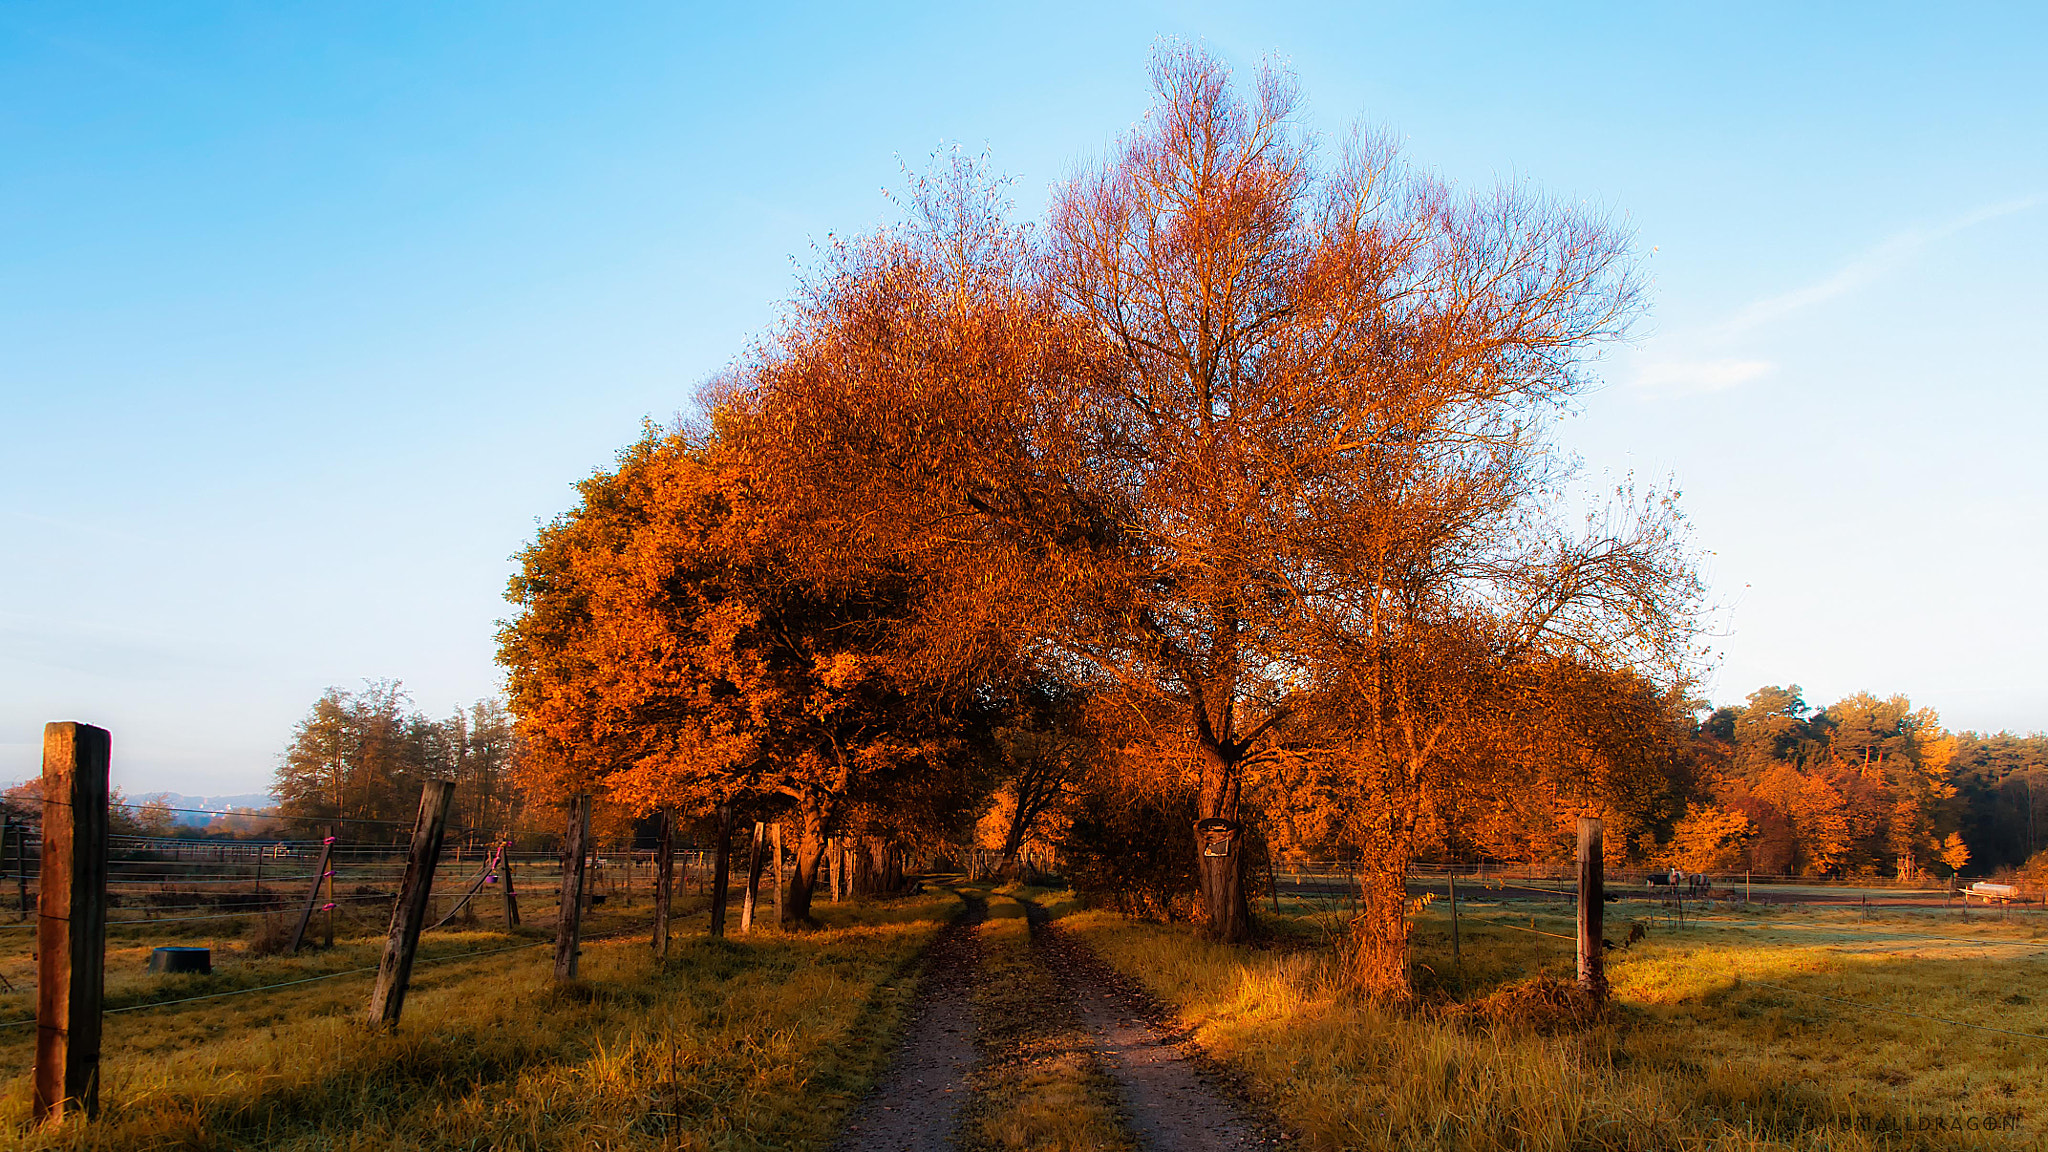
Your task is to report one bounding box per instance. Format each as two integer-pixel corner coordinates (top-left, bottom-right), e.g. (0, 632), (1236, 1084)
(962, 887), (1132, 1152)
(0, 887), (960, 1150)
(1063, 896), (2048, 1151)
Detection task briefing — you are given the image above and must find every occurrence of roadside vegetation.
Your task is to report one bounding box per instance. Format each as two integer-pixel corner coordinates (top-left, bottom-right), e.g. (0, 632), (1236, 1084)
(0, 890), (960, 1150)
(1065, 897), (2044, 1151)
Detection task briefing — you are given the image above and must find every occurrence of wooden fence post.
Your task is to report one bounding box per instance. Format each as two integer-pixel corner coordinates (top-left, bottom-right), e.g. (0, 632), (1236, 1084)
(709, 804), (734, 938)
(366, 779), (456, 1028)
(554, 796), (591, 981)
(288, 836), (336, 952)
(1576, 817), (1607, 1002)
(1448, 868), (1461, 967)
(653, 809), (674, 958)
(501, 840), (521, 927)
(34, 722), (110, 1125)
(739, 822), (765, 934)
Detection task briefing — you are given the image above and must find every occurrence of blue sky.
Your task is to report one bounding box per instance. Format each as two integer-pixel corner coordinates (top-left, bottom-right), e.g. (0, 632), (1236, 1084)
(3, 3), (2043, 794)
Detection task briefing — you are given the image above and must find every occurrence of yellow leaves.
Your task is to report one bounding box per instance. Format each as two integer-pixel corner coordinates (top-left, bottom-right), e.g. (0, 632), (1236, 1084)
(815, 652), (866, 691)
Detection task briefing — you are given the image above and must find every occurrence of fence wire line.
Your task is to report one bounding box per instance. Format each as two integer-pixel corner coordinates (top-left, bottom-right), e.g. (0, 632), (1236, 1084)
(0, 920), (659, 1030)
(1461, 914), (1577, 941)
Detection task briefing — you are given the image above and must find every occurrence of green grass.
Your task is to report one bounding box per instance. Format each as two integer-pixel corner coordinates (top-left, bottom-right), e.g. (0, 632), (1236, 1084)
(1063, 897), (2048, 1151)
(0, 887), (961, 1150)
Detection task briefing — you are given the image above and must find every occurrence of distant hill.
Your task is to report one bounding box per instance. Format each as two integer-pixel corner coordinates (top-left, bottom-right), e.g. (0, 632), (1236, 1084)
(134, 792), (278, 828)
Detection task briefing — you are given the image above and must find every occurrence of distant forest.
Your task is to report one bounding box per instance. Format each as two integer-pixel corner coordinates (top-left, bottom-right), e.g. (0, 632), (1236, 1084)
(268, 680), (524, 843)
(247, 678), (2048, 882)
(1685, 685), (2047, 879)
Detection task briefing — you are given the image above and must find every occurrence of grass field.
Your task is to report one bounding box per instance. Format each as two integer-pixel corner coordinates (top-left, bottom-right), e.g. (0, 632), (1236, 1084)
(0, 885), (961, 1151)
(1067, 893), (2048, 1151)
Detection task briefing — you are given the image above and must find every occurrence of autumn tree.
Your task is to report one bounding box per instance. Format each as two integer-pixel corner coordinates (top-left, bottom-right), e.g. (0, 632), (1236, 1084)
(498, 431), (996, 925)
(275, 681), (519, 840)
(722, 45), (1695, 955)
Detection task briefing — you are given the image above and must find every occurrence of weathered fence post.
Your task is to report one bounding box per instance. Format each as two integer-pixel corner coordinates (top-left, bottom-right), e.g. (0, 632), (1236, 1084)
(1576, 817), (1607, 1001)
(709, 804), (734, 937)
(501, 840), (521, 927)
(554, 796), (591, 981)
(1448, 867), (1461, 966)
(288, 836), (336, 952)
(653, 809), (674, 958)
(367, 779), (456, 1028)
(739, 822), (765, 934)
(34, 722), (109, 1126)
(322, 824), (337, 947)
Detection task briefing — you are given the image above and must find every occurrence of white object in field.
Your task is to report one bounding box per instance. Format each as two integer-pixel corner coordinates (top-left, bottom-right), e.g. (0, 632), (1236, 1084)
(1969, 881), (2021, 900)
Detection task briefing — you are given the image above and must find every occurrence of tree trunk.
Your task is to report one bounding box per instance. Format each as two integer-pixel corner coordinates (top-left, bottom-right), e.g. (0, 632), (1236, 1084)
(783, 809), (830, 927)
(652, 808), (674, 959)
(827, 836), (842, 903)
(848, 835), (876, 897)
(771, 823), (784, 925)
(708, 803), (734, 938)
(1193, 742), (1252, 942)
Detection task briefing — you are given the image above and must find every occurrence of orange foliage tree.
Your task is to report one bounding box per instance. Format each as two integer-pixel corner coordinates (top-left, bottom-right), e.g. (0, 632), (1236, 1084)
(498, 432), (992, 924)
(722, 45), (1697, 953)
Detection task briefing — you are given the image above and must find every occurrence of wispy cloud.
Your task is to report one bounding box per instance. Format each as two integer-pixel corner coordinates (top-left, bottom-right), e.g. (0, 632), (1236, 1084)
(1629, 195), (2041, 395)
(1717, 196), (2041, 336)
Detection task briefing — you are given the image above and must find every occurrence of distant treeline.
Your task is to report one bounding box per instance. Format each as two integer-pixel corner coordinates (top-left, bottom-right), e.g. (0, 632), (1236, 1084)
(1667, 685), (2044, 879)
(271, 680), (525, 842)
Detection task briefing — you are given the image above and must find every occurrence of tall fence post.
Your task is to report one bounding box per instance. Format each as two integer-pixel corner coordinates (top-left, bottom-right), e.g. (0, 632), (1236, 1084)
(554, 796), (591, 981)
(1448, 867), (1461, 967)
(708, 803), (734, 938)
(1576, 817), (1607, 1002)
(501, 839), (521, 927)
(35, 722), (110, 1125)
(653, 809), (675, 958)
(366, 779), (456, 1028)
(288, 836), (336, 952)
(739, 821), (765, 934)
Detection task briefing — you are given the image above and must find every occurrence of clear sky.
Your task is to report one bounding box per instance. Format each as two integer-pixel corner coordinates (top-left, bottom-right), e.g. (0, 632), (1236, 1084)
(3, 3), (2043, 795)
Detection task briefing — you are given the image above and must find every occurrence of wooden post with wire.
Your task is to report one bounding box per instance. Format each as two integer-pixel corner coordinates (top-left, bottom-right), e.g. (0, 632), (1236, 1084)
(288, 835), (336, 952)
(709, 804), (734, 937)
(366, 779), (455, 1028)
(653, 809), (675, 958)
(739, 822), (765, 934)
(1449, 867), (1461, 967)
(501, 839), (521, 927)
(554, 796), (591, 981)
(1576, 817), (1607, 1002)
(34, 722), (109, 1126)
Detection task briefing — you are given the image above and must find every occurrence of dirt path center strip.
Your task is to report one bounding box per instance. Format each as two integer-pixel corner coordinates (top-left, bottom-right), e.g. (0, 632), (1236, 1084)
(1023, 898), (1271, 1152)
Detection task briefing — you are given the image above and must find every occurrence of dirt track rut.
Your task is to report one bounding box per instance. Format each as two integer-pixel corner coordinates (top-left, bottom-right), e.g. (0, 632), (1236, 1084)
(831, 890), (987, 1152)
(1023, 899), (1272, 1152)
(833, 889), (1278, 1151)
